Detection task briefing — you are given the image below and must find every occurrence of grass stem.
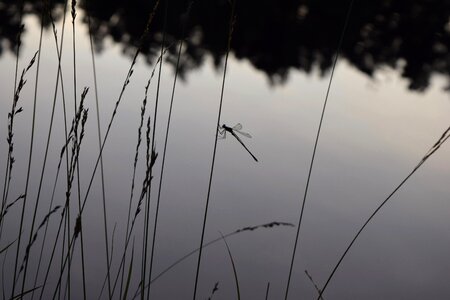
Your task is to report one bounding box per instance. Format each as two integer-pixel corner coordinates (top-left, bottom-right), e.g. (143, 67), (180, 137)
(284, 1), (355, 298)
(192, 1), (236, 299)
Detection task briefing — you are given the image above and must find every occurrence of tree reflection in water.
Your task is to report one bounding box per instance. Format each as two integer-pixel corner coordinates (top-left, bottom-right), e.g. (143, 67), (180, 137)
(0, 0), (449, 91)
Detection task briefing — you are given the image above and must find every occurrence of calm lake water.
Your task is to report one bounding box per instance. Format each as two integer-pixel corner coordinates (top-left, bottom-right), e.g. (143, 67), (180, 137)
(0, 1), (450, 299)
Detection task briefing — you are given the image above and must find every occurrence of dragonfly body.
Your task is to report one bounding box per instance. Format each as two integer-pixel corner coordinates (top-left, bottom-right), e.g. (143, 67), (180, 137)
(219, 123), (258, 162)
(222, 124), (234, 134)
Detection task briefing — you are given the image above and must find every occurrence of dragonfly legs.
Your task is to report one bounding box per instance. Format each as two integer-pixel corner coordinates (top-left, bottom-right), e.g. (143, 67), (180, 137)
(218, 126), (226, 139)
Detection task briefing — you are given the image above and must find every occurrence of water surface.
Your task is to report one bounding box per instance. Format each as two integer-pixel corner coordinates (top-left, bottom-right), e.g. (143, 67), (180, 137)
(0, 1), (449, 299)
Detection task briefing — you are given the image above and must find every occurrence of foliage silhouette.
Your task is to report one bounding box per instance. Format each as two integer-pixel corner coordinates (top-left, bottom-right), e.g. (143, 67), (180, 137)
(0, 0), (449, 90)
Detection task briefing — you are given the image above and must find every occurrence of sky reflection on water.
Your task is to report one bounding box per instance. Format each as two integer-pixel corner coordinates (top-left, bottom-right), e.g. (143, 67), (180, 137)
(0, 3), (449, 299)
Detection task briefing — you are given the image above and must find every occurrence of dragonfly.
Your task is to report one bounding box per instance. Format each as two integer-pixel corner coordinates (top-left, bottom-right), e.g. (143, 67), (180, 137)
(218, 123), (258, 162)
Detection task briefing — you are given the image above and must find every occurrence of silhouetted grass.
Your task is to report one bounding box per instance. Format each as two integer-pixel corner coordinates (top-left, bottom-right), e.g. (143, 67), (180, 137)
(140, 19), (168, 296)
(0, 2), (288, 299)
(115, 45), (171, 296)
(86, 0), (112, 295)
(12, 0), (25, 102)
(46, 3), (161, 297)
(265, 282), (270, 300)
(31, 5), (71, 298)
(118, 44), (170, 296)
(4, 47), (38, 298)
(17, 205), (61, 280)
(70, 1), (88, 297)
(284, 0), (355, 298)
(1, 4), (24, 225)
(48, 88), (90, 300)
(11, 285), (42, 300)
(219, 231), (240, 300)
(148, 2), (193, 298)
(13, 2), (47, 294)
(207, 282), (219, 300)
(131, 221), (294, 299)
(77, 0), (160, 217)
(109, 113), (158, 299)
(122, 238), (136, 300)
(0, 195), (25, 223)
(0, 51), (38, 239)
(116, 78), (150, 299)
(96, 223), (117, 299)
(0, 238), (18, 256)
(2, 1), (446, 299)
(305, 270), (324, 300)
(316, 124), (450, 299)
(37, 87), (89, 299)
(33, 133), (71, 300)
(23, 2), (78, 298)
(192, 0), (236, 298)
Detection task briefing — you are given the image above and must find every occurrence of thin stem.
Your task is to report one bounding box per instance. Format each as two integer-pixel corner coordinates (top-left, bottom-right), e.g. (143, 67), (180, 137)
(265, 282), (270, 300)
(58, 4), (161, 294)
(77, 0), (160, 223)
(1, 0), (24, 222)
(192, 1), (236, 299)
(219, 232), (240, 300)
(317, 129), (450, 299)
(119, 80), (149, 299)
(31, 1), (69, 298)
(284, 1), (355, 298)
(85, 0), (112, 297)
(305, 270), (324, 300)
(131, 221), (294, 299)
(70, 0), (87, 298)
(11, 6), (45, 297)
(146, 0), (170, 298)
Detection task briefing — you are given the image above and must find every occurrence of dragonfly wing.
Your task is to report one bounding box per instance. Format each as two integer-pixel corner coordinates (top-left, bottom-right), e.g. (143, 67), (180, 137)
(234, 129), (252, 138)
(218, 129), (226, 139)
(232, 123), (243, 131)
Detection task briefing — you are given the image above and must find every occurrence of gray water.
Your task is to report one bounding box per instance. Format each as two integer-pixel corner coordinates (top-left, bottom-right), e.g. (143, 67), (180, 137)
(1, 9), (450, 300)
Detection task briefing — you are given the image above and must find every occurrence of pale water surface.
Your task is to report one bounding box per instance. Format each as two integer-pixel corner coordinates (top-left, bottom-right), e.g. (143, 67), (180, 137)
(0, 3), (449, 299)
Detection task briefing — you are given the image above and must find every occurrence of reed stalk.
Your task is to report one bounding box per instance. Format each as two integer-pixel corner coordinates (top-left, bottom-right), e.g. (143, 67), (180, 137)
(192, 1), (236, 299)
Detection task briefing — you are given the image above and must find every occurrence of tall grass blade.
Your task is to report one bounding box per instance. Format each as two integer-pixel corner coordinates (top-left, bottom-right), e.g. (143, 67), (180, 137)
(207, 282), (219, 300)
(32, 134), (71, 300)
(192, 1), (236, 298)
(305, 270), (324, 300)
(0, 239), (17, 255)
(70, 0), (88, 297)
(131, 221), (294, 299)
(148, 2), (193, 298)
(146, 0), (171, 297)
(2, 0), (24, 215)
(105, 116), (158, 298)
(15, 4), (45, 292)
(23, 2), (71, 296)
(38, 88), (89, 299)
(0, 51), (38, 239)
(122, 239), (135, 300)
(10, 28), (42, 296)
(85, 0), (113, 297)
(284, 1), (355, 298)
(17, 206), (61, 280)
(316, 125), (450, 299)
(11, 285), (42, 300)
(0, 195), (25, 223)
(219, 231), (240, 300)
(265, 282), (270, 300)
(30, 2), (72, 299)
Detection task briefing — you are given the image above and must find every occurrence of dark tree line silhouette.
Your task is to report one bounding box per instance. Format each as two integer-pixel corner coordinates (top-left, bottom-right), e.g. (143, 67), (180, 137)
(1, 0), (449, 91)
